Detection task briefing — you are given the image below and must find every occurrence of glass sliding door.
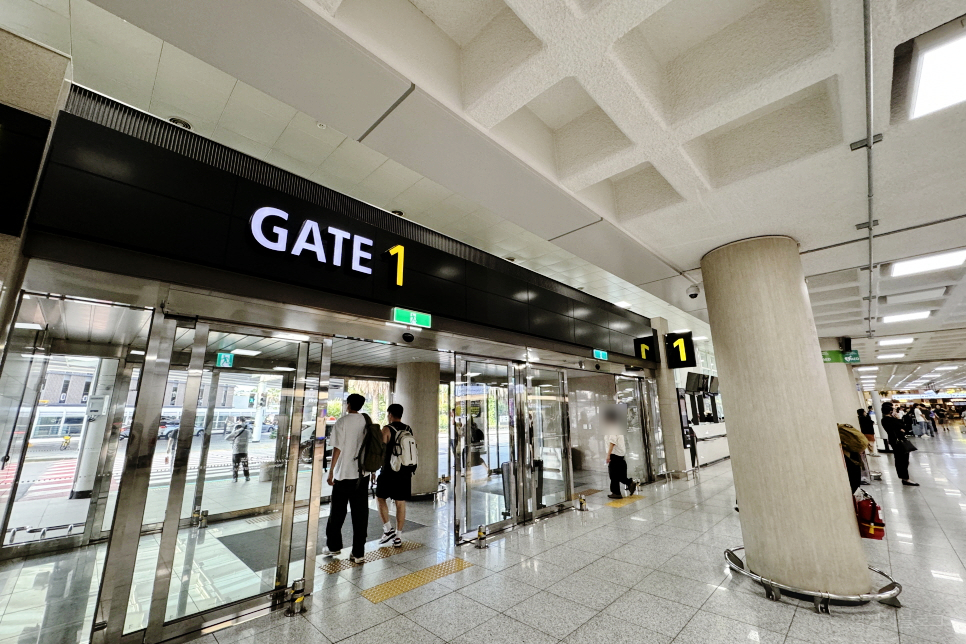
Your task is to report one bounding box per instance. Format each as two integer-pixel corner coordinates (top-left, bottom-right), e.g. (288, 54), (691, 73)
(454, 357), (517, 540)
(525, 366), (573, 520)
(615, 376), (649, 484)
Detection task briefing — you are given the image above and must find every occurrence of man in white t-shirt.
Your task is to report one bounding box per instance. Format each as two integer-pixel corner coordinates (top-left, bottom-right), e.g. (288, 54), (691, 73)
(323, 393), (370, 563)
(606, 433), (636, 499)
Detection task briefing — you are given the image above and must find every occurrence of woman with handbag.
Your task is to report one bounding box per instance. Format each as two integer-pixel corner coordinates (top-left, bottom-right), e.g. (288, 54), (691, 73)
(881, 402), (919, 487)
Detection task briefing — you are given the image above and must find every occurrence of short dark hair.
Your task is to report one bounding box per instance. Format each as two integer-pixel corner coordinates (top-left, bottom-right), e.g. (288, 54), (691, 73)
(882, 402), (894, 415)
(346, 393), (365, 412)
(387, 403), (404, 419)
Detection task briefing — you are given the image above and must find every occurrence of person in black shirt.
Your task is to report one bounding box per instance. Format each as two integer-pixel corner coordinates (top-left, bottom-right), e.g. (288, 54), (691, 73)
(881, 402), (918, 486)
(374, 404), (415, 548)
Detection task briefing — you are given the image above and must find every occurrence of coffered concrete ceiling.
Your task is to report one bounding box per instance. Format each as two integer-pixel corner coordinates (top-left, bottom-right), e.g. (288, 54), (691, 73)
(7, 0), (966, 366)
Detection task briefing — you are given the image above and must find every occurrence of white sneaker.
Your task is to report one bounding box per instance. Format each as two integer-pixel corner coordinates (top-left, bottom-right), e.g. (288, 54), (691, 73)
(378, 528), (396, 545)
(350, 555), (366, 564)
(320, 547), (341, 557)
(393, 533), (403, 548)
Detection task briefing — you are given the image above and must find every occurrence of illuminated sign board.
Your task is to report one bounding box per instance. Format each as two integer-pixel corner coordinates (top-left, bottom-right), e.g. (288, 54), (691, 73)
(593, 349), (608, 360)
(664, 331), (697, 369)
(634, 333), (659, 362)
(251, 207), (374, 274)
(392, 307), (431, 328)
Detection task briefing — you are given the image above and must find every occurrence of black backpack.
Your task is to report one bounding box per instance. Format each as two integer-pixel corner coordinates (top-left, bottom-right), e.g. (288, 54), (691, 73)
(356, 413), (386, 476)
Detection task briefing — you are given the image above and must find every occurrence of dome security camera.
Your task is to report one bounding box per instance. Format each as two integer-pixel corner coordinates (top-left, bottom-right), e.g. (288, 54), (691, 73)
(402, 332), (415, 343)
(594, 363), (601, 371)
(686, 284), (700, 300)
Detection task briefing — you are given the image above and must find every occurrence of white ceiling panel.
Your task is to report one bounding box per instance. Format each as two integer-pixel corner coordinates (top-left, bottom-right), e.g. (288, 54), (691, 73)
(149, 42), (236, 135)
(553, 220), (680, 287)
(273, 112), (347, 167)
(218, 81), (297, 147)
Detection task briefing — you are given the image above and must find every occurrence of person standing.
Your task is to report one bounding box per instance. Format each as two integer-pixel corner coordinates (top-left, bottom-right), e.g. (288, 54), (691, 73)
(856, 409), (875, 484)
(323, 393), (370, 563)
(606, 433), (636, 499)
(913, 404), (929, 438)
(937, 406), (949, 431)
(225, 422), (251, 481)
(881, 402), (919, 487)
(375, 404), (415, 548)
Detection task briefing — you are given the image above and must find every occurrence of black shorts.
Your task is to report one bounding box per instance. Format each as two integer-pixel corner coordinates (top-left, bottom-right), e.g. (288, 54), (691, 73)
(376, 468), (412, 501)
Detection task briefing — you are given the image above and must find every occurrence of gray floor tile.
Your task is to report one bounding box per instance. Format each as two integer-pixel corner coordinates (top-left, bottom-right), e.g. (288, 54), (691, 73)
(453, 544), (529, 571)
(405, 592), (497, 640)
(700, 587), (797, 633)
(563, 613), (671, 644)
(498, 558), (573, 589)
(604, 589), (698, 637)
(449, 613), (558, 644)
(609, 542), (676, 568)
(786, 608), (900, 644)
(503, 591), (599, 639)
(546, 570), (628, 610)
(657, 553), (730, 585)
(433, 564), (494, 590)
(672, 609), (784, 644)
(532, 544), (602, 571)
(338, 615), (442, 644)
(381, 580), (453, 613)
(634, 570), (718, 608)
(457, 572), (541, 611)
(304, 596), (398, 642)
(898, 606), (966, 643)
(582, 556), (653, 587)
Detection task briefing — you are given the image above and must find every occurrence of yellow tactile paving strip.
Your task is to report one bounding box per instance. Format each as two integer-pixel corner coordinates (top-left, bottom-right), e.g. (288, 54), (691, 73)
(361, 558), (473, 603)
(605, 494), (644, 508)
(319, 541), (423, 574)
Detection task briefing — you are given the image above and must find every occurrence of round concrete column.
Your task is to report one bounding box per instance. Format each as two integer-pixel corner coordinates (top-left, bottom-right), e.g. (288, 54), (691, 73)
(701, 236), (870, 595)
(820, 338), (863, 428)
(394, 362), (440, 496)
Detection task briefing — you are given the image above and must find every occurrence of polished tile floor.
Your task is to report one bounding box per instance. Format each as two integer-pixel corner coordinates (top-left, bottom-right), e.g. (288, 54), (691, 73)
(3, 426), (966, 643)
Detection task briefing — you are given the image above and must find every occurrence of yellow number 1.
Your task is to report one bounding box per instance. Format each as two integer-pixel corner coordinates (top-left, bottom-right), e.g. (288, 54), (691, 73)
(673, 338), (686, 361)
(640, 344), (648, 359)
(389, 245), (404, 286)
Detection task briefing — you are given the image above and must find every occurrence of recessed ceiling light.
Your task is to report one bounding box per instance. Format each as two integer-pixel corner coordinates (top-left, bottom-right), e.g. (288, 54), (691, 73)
(936, 366), (959, 371)
(130, 350), (145, 356)
(169, 116), (192, 130)
(672, 329), (690, 333)
(14, 323), (42, 330)
(883, 311), (930, 323)
(877, 353), (906, 359)
(275, 333), (310, 342)
(855, 366), (879, 371)
(615, 301), (631, 308)
(878, 337), (914, 346)
(273, 366), (296, 371)
(693, 336), (708, 341)
(891, 250), (966, 277)
(231, 349), (262, 356)
(913, 29), (966, 118)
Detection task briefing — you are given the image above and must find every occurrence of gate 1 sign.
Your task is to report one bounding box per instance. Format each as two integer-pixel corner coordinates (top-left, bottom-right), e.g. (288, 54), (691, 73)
(664, 332), (697, 369)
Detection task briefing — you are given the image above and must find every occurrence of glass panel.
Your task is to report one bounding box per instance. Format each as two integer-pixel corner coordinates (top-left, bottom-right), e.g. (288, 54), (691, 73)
(438, 383), (451, 482)
(615, 377), (648, 483)
(460, 361), (514, 531)
(527, 368), (571, 510)
(101, 367), (141, 532)
(157, 330), (300, 623)
(565, 372), (617, 491)
(645, 379), (667, 478)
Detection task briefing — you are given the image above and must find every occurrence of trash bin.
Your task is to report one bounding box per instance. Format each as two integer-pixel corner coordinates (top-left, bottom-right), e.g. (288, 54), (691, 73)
(259, 462), (274, 482)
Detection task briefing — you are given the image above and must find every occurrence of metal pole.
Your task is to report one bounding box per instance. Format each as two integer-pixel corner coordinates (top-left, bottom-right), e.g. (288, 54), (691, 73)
(863, 0), (876, 339)
(191, 370), (220, 525)
(301, 339), (330, 603)
(275, 343), (309, 591)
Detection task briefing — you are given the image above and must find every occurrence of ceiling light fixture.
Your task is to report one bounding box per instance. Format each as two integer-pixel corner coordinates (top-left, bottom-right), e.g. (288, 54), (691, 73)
(855, 366), (879, 371)
(877, 353), (906, 359)
(169, 116), (192, 130)
(615, 301), (631, 308)
(672, 329), (690, 334)
(275, 333), (310, 342)
(878, 337), (914, 346)
(693, 336), (708, 341)
(936, 366), (959, 370)
(14, 323), (42, 330)
(891, 250), (966, 277)
(273, 366), (295, 371)
(130, 350), (145, 356)
(913, 28), (966, 118)
(883, 311), (930, 323)
(231, 349), (262, 356)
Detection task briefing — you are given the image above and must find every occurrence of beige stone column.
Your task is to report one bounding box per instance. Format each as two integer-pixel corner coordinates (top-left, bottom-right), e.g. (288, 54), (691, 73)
(820, 338), (863, 428)
(651, 317), (689, 477)
(394, 362), (440, 496)
(701, 236), (869, 595)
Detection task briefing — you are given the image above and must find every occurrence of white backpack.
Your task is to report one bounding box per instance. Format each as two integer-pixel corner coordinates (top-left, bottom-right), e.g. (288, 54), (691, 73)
(390, 425), (418, 472)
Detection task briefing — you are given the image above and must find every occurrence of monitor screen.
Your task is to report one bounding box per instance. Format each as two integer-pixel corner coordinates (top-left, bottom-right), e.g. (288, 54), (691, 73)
(685, 372), (701, 393)
(699, 375), (710, 392)
(709, 376), (719, 394)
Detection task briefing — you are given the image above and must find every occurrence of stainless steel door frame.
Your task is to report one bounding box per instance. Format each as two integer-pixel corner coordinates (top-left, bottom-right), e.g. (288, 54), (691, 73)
(94, 309), (177, 644)
(301, 338), (331, 603)
(642, 377), (667, 481)
(189, 370), (220, 525)
(521, 364), (575, 523)
(144, 321), (209, 643)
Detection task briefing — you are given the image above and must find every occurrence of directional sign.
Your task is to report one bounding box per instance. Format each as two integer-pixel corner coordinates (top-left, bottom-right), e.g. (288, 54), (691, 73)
(392, 307), (432, 328)
(593, 349), (608, 360)
(664, 331), (697, 369)
(634, 333), (660, 363)
(216, 352), (234, 368)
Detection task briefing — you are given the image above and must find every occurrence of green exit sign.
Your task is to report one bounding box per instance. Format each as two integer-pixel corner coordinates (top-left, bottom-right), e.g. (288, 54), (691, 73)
(392, 307), (432, 328)
(593, 349), (608, 360)
(216, 352), (234, 368)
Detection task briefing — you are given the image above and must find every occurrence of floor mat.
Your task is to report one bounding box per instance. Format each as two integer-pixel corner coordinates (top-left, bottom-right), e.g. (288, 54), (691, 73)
(217, 510), (425, 573)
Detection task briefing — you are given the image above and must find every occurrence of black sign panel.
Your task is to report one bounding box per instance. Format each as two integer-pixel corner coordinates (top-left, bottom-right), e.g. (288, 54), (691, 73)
(634, 333), (660, 363)
(664, 331), (697, 369)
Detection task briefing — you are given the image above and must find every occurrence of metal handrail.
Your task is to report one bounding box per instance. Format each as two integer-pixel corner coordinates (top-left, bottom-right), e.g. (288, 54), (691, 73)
(724, 546), (902, 614)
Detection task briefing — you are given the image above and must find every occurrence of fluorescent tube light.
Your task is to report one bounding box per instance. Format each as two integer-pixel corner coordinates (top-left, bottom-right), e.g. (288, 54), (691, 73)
(275, 333), (310, 342)
(936, 366), (959, 371)
(672, 329), (690, 333)
(891, 250), (966, 277)
(273, 367), (295, 371)
(231, 349), (262, 356)
(877, 354), (906, 359)
(855, 366), (878, 372)
(693, 336), (709, 341)
(882, 311), (930, 323)
(878, 338), (913, 346)
(130, 350), (145, 356)
(615, 301), (631, 308)
(14, 323), (42, 330)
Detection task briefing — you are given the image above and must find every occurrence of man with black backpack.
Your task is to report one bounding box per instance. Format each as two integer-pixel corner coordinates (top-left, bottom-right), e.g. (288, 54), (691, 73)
(374, 404), (417, 548)
(323, 393), (383, 563)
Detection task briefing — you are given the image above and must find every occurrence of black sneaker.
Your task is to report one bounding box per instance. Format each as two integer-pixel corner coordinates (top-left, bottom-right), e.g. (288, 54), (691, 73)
(378, 528), (396, 545)
(627, 481), (637, 496)
(607, 494), (622, 499)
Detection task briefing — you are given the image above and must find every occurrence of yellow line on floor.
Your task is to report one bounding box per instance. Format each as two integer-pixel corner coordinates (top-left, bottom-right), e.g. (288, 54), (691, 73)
(319, 541), (423, 574)
(605, 494), (645, 508)
(360, 558), (473, 603)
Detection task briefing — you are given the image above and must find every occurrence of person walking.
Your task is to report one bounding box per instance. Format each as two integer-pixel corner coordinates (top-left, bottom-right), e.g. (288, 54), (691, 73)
(606, 433), (636, 499)
(929, 407), (939, 436)
(937, 406), (949, 431)
(913, 404), (929, 438)
(323, 393), (370, 563)
(225, 422), (251, 481)
(375, 404), (416, 548)
(881, 402), (919, 487)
